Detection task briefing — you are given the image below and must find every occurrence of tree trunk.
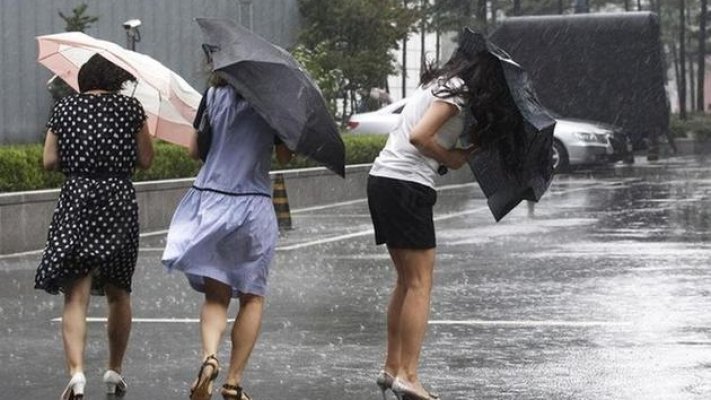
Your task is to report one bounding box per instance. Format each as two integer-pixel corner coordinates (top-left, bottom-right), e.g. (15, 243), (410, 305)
(624, 0), (630, 11)
(689, 51), (696, 110)
(559, 0), (564, 14)
(687, 6), (696, 110)
(436, 29), (440, 63)
(698, 0), (707, 112)
(402, 0), (408, 98)
(492, 0), (498, 25)
(679, 0), (687, 119)
(476, 0), (487, 31)
(637, 0), (642, 11)
(672, 41), (681, 90)
(513, 0), (521, 15)
(342, 91), (348, 124)
(420, 0), (427, 76)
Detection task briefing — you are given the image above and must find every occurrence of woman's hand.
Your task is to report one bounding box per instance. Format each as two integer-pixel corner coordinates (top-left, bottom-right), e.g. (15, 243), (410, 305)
(444, 145), (477, 169)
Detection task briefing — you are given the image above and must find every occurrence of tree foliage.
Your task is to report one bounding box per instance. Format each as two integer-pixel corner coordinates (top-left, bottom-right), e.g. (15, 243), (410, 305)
(50, 4), (99, 101)
(292, 43), (345, 117)
(297, 0), (419, 118)
(58, 3), (99, 33)
(428, 0), (479, 33)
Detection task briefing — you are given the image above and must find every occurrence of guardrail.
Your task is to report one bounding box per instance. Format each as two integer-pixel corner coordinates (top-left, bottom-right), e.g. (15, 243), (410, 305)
(0, 164), (474, 255)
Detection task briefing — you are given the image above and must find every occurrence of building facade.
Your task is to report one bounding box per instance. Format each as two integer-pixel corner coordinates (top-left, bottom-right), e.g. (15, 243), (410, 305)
(0, 0), (300, 144)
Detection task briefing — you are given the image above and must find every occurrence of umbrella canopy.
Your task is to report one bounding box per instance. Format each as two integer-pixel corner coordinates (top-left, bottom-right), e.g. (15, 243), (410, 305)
(459, 28), (556, 221)
(195, 18), (345, 177)
(36, 32), (201, 147)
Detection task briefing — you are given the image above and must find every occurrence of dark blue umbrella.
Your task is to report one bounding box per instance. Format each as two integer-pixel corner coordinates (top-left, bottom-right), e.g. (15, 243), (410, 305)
(196, 18), (345, 177)
(458, 28), (556, 221)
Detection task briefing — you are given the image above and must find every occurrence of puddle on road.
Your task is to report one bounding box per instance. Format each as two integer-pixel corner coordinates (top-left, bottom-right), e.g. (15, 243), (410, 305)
(441, 218), (598, 246)
(524, 241), (711, 260)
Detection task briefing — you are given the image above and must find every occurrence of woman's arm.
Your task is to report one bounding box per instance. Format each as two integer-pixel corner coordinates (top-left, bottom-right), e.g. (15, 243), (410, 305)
(135, 122), (154, 170)
(187, 131), (201, 160)
(275, 143), (294, 165)
(409, 101), (476, 170)
(43, 129), (60, 170)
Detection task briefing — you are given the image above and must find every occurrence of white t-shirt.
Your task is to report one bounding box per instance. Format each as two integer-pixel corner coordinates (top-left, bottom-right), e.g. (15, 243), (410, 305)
(369, 77), (466, 188)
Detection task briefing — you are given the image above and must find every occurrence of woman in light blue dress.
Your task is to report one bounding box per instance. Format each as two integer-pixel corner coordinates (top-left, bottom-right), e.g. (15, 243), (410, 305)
(162, 73), (292, 400)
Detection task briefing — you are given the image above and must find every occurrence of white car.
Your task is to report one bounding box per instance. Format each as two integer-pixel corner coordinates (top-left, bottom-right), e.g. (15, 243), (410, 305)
(346, 98), (629, 172)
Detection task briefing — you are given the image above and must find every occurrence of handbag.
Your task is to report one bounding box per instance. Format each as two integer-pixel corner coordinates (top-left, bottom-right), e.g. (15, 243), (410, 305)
(197, 88), (213, 162)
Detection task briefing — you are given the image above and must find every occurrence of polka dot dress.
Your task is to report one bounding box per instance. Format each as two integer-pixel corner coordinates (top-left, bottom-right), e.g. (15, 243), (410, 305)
(35, 93), (147, 295)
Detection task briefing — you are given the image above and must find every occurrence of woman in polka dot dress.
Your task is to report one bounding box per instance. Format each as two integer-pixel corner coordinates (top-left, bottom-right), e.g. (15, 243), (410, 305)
(35, 54), (154, 400)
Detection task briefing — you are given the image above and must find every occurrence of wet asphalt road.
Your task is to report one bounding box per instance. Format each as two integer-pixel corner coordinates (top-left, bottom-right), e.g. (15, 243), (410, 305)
(1, 155), (711, 400)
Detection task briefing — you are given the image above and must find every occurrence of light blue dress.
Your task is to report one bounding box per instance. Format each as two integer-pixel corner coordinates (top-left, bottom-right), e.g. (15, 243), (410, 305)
(161, 86), (278, 297)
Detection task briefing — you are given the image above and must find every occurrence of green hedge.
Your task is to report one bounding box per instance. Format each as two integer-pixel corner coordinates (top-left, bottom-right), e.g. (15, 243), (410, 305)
(0, 133), (387, 193)
(670, 113), (711, 140)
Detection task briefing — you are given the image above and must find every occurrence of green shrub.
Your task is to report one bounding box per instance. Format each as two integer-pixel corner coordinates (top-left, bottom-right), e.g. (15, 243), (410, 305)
(343, 134), (388, 164)
(670, 113), (711, 140)
(272, 133), (388, 170)
(132, 141), (201, 182)
(0, 146), (63, 192)
(0, 133), (387, 192)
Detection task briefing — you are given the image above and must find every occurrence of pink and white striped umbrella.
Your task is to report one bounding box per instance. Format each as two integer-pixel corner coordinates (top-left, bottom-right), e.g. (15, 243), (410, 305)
(37, 32), (201, 147)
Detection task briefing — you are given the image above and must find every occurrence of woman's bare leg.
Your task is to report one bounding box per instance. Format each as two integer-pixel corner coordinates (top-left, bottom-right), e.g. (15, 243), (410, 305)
(200, 278), (232, 359)
(224, 294), (264, 387)
(105, 283), (132, 373)
(389, 247), (436, 392)
(62, 273), (93, 375)
(384, 246), (407, 375)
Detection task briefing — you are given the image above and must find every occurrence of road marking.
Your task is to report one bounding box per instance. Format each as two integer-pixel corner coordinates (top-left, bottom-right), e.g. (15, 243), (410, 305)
(49, 317), (630, 328)
(429, 320), (633, 327)
(139, 247), (167, 252)
(0, 248), (43, 258)
(274, 180), (635, 252)
(140, 229), (169, 238)
(0, 179), (634, 259)
(51, 317), (235, 323)
(277, 205), (493, 251)
(290, 182), (478, 214)
(291, 198), (366, 214)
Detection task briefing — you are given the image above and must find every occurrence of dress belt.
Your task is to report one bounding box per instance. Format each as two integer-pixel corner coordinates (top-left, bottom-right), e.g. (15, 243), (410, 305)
(68, 171), (131, 180)
(191, 185), (271, 198)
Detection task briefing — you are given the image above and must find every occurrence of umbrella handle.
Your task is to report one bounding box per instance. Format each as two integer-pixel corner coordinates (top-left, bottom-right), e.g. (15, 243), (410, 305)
(130, 81), (138, 97)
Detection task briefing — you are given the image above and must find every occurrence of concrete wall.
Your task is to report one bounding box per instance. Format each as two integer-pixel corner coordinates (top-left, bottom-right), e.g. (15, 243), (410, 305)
(0, 165), (475, 255)
(0, 0), (300, 144)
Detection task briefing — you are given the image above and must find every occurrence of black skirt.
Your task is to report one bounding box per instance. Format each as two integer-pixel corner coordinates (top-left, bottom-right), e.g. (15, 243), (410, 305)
(367, 175), (437, 249)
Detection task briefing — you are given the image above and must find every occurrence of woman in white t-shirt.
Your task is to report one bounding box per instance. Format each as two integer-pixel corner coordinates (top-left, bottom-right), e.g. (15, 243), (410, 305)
(368, 29), (524, 400)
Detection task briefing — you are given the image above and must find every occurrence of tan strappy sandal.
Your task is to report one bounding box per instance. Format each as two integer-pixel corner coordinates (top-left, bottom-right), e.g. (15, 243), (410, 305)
(220, 383), (252, 400)
(189, 355), (220, 400)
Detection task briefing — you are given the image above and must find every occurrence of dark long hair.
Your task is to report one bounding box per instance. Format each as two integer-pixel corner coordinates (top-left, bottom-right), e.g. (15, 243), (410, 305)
(78, 53), (137, 93)
(421, 50), (525, 177)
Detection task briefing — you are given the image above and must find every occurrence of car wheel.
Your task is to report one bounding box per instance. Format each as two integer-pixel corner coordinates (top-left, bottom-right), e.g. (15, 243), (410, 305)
(552, 140), (569, 173)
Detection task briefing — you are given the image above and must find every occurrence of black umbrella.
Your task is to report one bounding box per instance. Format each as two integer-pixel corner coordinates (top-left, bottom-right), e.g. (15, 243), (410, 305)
(195, 18), (345, 177)
(457, 28), (556, 222)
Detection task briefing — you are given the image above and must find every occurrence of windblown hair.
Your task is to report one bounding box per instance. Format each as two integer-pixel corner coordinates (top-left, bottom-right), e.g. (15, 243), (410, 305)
(78, 53), (137, 93)
(421, 49), (525, 177)
(208, 71), (229, 88)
